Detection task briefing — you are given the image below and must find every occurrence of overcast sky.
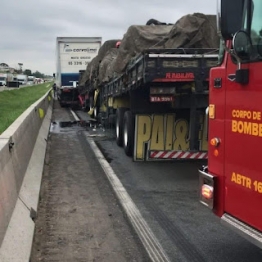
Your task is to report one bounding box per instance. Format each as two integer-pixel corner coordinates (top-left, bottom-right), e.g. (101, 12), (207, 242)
(0, 0), (216, 75)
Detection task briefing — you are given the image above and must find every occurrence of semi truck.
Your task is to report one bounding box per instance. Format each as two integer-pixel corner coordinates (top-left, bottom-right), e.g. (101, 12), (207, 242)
(199, 0), (262, 249)
(55, 37), (102, 107)
(0, 73), (13, 86)
(27, 75), (35, 85)
(78, 14), (219, 161)
(16, 74), (28, 85)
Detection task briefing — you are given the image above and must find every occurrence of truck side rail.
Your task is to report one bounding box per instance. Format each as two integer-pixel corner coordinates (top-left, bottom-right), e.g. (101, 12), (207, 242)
(86, 48), (219, 98)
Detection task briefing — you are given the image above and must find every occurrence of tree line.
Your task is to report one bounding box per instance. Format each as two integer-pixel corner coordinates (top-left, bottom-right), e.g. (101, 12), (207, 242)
(23, 69), (51, 78)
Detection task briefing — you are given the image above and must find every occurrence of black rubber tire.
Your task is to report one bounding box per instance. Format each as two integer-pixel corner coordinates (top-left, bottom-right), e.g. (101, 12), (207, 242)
(116, 108), (128, 147)
(123, 111), (135, 156)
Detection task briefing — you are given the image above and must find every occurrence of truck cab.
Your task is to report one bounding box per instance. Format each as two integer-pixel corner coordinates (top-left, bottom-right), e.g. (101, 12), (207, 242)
(17, 74), (28, 85)
(0, 73), (13, 86)
(199, 0), (262, 248)
(0, 75), (7, 86)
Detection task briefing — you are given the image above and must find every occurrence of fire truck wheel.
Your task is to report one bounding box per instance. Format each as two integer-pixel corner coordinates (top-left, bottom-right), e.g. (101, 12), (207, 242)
(116, 108), (128, 147)
(123, 111), (134, 156)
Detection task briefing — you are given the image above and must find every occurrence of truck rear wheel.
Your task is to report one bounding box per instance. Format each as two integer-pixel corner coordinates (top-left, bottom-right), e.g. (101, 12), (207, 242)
(123, 111), (135, 156)
(116, 108), (128, 147)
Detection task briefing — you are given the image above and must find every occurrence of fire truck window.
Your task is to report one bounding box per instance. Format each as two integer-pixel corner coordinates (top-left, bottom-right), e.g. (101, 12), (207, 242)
(218, 39), (225, 64)
(250, 0), (262, 58)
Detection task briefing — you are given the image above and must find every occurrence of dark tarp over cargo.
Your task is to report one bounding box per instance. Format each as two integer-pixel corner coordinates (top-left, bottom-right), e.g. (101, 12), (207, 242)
(79, 40), (121, 87)
(79, 13), (219, 91)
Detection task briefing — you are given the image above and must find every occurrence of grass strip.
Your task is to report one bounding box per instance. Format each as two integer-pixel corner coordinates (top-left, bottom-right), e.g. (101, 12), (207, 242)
(0, 82), (52, 134)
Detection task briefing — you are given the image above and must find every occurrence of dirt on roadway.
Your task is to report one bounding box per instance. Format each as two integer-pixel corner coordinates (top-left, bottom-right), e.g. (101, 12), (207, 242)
(30, 100), (149, 262)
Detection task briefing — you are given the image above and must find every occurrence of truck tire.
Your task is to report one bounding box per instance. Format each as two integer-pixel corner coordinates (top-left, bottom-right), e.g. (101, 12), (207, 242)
(123, 111), (135, 156)
(116, 108), (128, 147)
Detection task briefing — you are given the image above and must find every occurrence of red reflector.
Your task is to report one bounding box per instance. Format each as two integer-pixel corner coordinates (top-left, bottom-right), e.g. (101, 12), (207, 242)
(63, 89), (71, 92)
(201, 185), (213, 200)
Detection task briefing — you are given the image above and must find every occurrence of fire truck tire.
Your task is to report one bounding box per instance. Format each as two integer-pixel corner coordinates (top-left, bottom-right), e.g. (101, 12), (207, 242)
(116, 108), (128, 147)
(123, 111), (135, 156)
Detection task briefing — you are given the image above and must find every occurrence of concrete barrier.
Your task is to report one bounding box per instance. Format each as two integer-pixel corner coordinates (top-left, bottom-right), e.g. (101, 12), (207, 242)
(0, 91), (53, 261)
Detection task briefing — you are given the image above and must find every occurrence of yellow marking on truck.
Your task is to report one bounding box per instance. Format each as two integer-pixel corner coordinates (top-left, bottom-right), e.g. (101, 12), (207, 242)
(231, 172), (262, 194)
(108, 97), (113, 107)
(150, 115), (165, 150)
(232, 120), (262, 137)
(136, 115), (152, 159)
(94, 89), (99, 106)
(232, 109), (261, 120)
(231, 172), (252, 189)
(112, 97), (130, 109)
(135, 114), (189, 160)
(173, 119), (189, 150)
(165, 114), (175, 150)
(231, 109), (262, 137)
(100, 103), (107, 113)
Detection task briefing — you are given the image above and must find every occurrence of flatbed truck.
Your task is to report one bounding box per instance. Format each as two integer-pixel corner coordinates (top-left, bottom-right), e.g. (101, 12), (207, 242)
(80, 47), (218, 161)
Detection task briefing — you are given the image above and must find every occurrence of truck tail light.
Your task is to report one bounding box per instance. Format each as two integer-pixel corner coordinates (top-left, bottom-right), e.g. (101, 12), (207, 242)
(201, 184), (213, 200)
(199, 166), (216, 209)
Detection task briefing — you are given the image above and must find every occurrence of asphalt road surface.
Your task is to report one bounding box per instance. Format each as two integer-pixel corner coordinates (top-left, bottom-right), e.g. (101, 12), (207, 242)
(31, 103), (262, 262)
(30, 102), (149, 262)
(76, 109), (262, 262)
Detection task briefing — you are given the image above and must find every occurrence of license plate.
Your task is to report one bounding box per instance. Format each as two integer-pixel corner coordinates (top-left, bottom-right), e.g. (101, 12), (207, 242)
(150, 96), (174, 102)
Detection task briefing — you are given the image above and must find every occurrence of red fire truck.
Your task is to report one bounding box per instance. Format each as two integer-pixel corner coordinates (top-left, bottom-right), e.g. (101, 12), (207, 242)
(199, 0), (262, 248)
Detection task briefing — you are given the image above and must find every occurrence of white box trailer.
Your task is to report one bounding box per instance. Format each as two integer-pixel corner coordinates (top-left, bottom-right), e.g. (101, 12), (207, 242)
(16, 74), (28, 85)
(56, 37), (102, 88)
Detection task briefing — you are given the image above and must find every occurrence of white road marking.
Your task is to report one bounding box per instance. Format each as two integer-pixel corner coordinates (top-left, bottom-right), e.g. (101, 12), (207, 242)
(70, 109), (80, 121)
(87, 137), (171, 262)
